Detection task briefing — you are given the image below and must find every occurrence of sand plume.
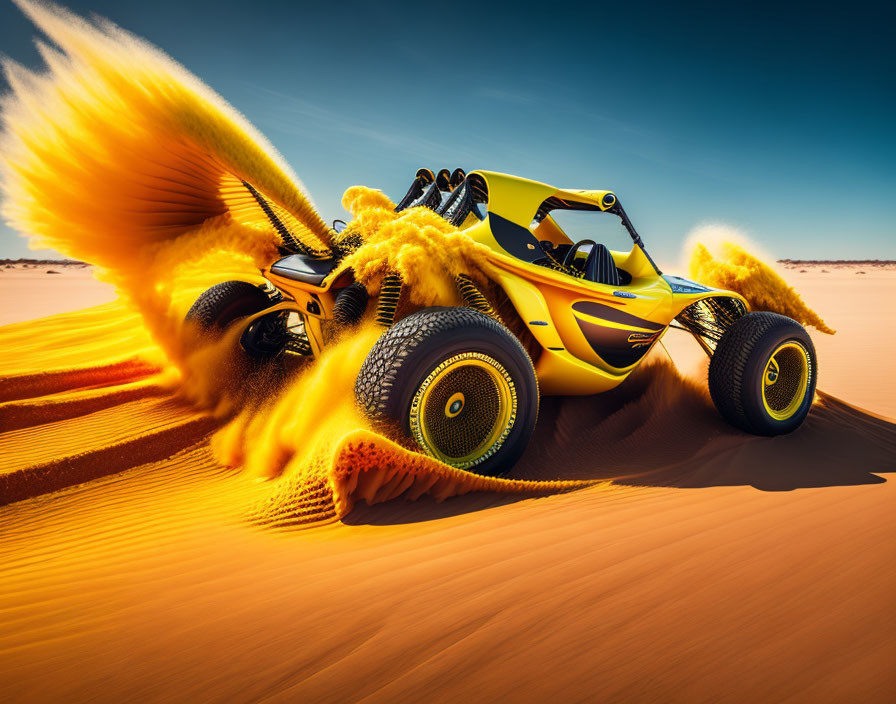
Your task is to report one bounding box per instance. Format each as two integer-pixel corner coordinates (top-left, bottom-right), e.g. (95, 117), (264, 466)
(335, 186), (497, 307)
(687, 233), (835, 334)
(0, 0), (329, 370)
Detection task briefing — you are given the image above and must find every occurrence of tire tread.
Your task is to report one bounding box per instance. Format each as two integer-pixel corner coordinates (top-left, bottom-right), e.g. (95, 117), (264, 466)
(185, 281), (270, 330)
(708, 311), (815, 434)
(355, 307), (537, 476)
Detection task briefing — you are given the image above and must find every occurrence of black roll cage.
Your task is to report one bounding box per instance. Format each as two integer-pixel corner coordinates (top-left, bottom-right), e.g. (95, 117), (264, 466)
(393, 169), (662, 275)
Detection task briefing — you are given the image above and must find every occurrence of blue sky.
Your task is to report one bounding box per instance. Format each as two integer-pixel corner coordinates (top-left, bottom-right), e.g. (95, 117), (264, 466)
(0, 0), (894, 266)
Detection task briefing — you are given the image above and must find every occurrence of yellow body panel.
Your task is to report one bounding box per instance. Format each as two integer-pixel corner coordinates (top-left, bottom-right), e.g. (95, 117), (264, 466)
(487, 248), (747, 394)
(451, 171), (747, 394)
(485, 250), (671, 394)
(262, 169), (748, 397)
(260, 270), (340, 355)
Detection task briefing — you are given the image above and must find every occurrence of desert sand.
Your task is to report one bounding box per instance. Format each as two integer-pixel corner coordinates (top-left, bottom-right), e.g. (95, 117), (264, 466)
(0, 260), (116, 325)
(1, 261), (894, 703)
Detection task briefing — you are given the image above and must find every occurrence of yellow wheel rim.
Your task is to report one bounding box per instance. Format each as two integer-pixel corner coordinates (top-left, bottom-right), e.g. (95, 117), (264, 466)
(761, 341), (810, 421)
(409, 352), (517, 470)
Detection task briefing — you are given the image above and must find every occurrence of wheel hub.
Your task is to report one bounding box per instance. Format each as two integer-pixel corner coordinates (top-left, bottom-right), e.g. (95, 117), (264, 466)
(409, 353), (517, 470)
(241, 311), (288, 356)
(762, 342), (810, 420)
(445, 392), (465, 418)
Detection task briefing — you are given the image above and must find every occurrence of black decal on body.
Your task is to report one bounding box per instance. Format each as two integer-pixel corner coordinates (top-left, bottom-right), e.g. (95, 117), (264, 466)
(576, 317), (661, 368)
(571, 300), (664, 331)
(488, 213), (544, 263)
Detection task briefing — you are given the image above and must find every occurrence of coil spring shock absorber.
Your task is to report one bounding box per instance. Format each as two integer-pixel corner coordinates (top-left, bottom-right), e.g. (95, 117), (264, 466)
(333, 282), (368, 326)
(375, 273), (403, 327)
(455, 274), (499, 320)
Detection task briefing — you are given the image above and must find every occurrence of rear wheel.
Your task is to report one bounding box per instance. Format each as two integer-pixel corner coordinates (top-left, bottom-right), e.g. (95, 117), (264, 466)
(355, 307), (538, 476)
(185, 280), (286, 360)
(709, 312), (817, 435)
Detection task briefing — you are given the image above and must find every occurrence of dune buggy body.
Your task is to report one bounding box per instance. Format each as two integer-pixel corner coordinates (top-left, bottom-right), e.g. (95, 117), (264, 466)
(190, 168), (815, 475)
(261, 169), (749, 395)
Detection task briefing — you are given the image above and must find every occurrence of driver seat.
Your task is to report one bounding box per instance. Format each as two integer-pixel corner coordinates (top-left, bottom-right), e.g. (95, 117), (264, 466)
(592, 243), (620, 286)
(562, 239), (621, 286)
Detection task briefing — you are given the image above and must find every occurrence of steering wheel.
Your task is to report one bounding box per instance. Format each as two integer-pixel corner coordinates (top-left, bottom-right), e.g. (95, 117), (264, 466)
(561, 239), (597, 280)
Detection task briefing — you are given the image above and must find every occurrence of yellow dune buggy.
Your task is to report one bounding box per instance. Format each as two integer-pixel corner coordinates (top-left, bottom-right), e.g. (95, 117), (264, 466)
(187, 168), (818, 476)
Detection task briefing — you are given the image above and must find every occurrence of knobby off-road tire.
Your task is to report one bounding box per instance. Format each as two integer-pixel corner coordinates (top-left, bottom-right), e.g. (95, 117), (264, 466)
(709, 311), (817, 435)
(355, 307), (539, 476)
(185, 280), (286, 361)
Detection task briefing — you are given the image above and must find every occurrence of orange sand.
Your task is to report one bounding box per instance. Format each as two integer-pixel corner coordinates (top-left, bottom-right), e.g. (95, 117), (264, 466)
(0, 262), (894, 703)
(0, 263), (115, 325)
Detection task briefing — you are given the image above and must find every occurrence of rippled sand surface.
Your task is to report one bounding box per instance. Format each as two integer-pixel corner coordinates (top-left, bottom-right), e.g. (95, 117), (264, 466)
(1, 264), (894, 703)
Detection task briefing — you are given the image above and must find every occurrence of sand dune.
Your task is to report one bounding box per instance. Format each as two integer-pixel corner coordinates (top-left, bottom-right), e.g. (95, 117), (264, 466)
(1, 263), (894, 703)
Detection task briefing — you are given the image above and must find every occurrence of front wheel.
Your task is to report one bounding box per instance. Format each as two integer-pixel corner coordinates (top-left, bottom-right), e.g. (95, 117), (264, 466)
(355, 307), (539, 476)
(184, 280), (286, 361)
(709, 311), (817, 435)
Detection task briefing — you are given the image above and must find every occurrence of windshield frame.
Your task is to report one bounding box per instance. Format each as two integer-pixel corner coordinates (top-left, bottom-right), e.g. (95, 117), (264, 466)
(531, 197), (662, 276)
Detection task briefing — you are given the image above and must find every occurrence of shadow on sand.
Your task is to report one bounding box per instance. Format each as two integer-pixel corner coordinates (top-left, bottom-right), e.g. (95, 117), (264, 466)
(344, 361), (896, 527)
